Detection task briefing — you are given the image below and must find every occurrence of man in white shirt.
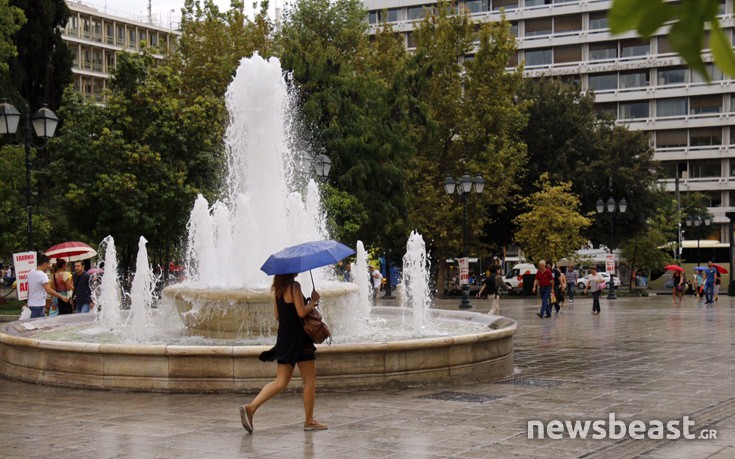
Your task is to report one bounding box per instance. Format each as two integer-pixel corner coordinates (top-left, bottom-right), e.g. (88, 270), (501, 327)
(27, 254), (70, 319)
(369, 266), (383, 299)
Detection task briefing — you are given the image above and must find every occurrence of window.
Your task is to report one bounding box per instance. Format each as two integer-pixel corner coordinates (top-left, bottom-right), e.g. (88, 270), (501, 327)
(106, 52), (115, 72)
(589, 12), (608, 30)
(507, 52), (518, 67)
(658, 67), (687, 86)
(139, 30), (147, 44)
(492, 0), (518, 11)
(658, 36), (673, 54)
(657, 98), (687, 117)
(690, 127), (722, 146)
(525, 0), (549, 5)
(106, 24), (114, 44)
(525, 18), (552, 37)
(595, 103), (617, 118)
(619, 71), (648, 88)
(510, 22), (518, 37)
(525, 48), (552, 66)
(379, 9), (400, 22)
(619, 101), (649, 119)
(555, 15), (582, 33)
(83, 18), (90, 39)
(589, 73), (617, 91)
(589, 42), (617, 61)
(709, 190), (723, 207)
(689, 159), (721, 178)
(691, 64), (724, 83)
(407, 7), (426, 20)
(461, 0), (488, 13)
(554, 45), (581, 64)
(559, 74), (581, 86)
(729, 190), (735, 206)
(657, 130), (687, 148)
(718, 0), (726, 15)
(660, 161), (680, 179)
(129, 29), (137, 48)
(150, 32), (158, 47)
(621, 39), (649, 58)
(116, 25), (124, 46)
(407, 32), (417, 48)
(67, 16), (79, 37)
(368, 11), (378, 24)
(70, 47), (79, 68)
(690, 95), (722, 114)
(92, 20), (102, 41)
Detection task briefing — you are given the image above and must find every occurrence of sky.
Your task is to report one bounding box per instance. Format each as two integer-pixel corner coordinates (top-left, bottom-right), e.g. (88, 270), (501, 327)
(75, 0), (277, 28)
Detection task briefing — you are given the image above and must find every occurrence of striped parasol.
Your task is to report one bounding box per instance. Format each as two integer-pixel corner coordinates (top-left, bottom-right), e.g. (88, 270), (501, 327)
(45, 241), (97, 262)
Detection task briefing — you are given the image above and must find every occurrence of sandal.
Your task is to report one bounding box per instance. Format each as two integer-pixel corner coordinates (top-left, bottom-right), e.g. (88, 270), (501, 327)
(240, 405), (253, 433)
(304, 421), (328, 431)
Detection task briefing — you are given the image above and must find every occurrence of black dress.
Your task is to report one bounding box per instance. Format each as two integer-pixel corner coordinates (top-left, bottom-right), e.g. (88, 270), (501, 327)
(259, 287), (316, 366)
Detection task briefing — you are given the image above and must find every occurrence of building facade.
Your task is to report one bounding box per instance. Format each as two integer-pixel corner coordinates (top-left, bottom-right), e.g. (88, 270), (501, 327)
(363, 0), (733, 243)
(61, 1), (181, 102)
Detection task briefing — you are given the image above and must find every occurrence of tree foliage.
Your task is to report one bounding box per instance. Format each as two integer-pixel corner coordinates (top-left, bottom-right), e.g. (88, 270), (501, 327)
(610, 0), (734, 80)
(0, 0), (24, 73)
(406, 3), (527, 266)
(515, 174), (591, 263)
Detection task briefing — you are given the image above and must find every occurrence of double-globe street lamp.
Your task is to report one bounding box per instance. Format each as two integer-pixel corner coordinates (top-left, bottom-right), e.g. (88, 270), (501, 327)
(0, 99), (59, 251)
(685, 214), (712, 266)
(444, 173), (485, 309)
(595, 196), (627, 300)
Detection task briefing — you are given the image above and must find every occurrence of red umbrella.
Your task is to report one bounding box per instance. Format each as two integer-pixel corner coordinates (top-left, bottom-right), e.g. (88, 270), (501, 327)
(45, 241), (97, 262)
(713, 263), (729, 274)
(664, 265), (684, 272)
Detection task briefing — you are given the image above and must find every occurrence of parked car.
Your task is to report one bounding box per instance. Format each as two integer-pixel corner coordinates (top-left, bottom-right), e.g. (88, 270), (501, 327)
(577, 273), (621, 290)
(504, 263), (538, 293)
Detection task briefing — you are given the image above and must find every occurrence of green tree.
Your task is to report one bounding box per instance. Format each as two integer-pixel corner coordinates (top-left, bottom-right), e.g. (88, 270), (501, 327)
(516, 78), (660, 249)
(276, 0), (412, 256)
(515, 174), (591, 263)
(406, 3), (527, 293)
(175, 0), (273, 99)
(49, 52), (223, 269)
(610, 0), (734, 79)
(0, 0), (24, 73)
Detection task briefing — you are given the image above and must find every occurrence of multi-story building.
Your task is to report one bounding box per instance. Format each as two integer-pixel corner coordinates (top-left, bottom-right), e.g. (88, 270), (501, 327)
(363, 0), (734, 244)
(61, 1), (181, 102)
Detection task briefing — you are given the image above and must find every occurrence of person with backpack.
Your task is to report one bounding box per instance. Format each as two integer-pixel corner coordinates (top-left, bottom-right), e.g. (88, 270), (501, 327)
(476, 265), (508, 315)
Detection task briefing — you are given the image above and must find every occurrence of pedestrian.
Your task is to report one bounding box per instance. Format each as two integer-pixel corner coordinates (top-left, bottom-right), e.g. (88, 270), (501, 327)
(583, 267), (604, 315)
(704, 261), (716, 305)
(551, 264), (566, 313)
(476, 264), (508, 315)
(694, 270), (703, 299)
(532, 260), (553, 318)
(714, 268), (721, 302)
(51, 259), (74, 315)
(27, 254), (70, 319)
(239, 273), (327, 433)
(343, 264), (352, 282)
(564, 267), (577, 303)
(71, 261), (94, 313)
(671, 270), (684, 305)
(369, 265), (383, 299)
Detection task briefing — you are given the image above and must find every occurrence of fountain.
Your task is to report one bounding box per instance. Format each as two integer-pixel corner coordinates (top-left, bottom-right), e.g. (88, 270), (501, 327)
(0, 54), (516, 392)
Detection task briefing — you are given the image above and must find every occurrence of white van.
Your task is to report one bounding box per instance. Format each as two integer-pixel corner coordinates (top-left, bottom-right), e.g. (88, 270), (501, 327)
(504, 263), (538, 293)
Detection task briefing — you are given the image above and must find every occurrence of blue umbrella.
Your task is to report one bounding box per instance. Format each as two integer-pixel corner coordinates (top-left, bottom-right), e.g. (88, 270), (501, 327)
(260, 240), (356, 284)
(694, 266), (708, 271)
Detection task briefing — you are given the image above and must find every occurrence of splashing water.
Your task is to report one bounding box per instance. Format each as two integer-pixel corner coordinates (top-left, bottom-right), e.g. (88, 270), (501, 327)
(353, 241), (372, 317)
(96, 235), (121, 330)
(401, 231), (432, 332)
(185, 53), (329, 290)
(127, 236), (157, 341)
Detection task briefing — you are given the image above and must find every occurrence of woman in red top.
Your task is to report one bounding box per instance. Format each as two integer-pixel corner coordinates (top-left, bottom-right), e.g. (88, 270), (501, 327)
(532, 260), (554, 318)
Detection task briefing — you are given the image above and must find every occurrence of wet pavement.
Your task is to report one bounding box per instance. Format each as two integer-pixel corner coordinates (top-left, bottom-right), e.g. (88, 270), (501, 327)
(1, 294), (734, 458)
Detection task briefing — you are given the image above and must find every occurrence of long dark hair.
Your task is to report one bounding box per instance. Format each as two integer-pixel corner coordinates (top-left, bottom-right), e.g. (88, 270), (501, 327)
(55, 259), (66, 272)
(272, 273), (297, 298)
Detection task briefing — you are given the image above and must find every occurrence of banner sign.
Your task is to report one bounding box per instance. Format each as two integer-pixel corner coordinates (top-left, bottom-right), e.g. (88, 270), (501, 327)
(13, 251), (36, 301)
(459, 257), (469, 285)
(605, 254), (615, 274)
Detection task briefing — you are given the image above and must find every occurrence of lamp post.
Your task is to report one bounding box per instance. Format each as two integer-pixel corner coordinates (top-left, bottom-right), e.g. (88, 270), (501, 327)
(444, 172), (485, 309)
(313, 154), (332, 178)
(595, 196), (627, 300)
(0, 99), (59, 251)
(685, 214), (712, 266)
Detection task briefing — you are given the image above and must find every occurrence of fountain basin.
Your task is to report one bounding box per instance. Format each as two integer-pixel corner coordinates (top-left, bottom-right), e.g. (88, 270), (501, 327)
(0, 307), (516, 392)
(163, 283), (360, 338)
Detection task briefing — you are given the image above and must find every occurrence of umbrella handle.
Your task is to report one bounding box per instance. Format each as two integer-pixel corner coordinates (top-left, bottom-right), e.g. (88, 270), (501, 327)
(309, 270), (314, 291)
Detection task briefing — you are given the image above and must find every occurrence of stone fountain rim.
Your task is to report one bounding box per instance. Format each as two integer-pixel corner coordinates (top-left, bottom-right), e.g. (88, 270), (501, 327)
(0, 307), (517, 357)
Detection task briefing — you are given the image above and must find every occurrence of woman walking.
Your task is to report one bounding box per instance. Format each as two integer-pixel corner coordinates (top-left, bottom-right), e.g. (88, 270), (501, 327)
(51, 259), (74, 315)
(239, 273), (327, 433)
(671, 270), (684, 305)
(584, 267), (604, 315)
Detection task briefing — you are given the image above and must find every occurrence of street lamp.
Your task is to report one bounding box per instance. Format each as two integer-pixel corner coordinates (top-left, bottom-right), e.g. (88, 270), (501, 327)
(596, 196), (627, 300)
(444, 172), (485, 309)
(685, 214), (712, 266)
(0, 99), (59, 251)
(313, 154), (331, 178)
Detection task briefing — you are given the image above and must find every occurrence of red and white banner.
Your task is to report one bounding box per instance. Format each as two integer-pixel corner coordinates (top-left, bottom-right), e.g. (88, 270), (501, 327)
(459, 257), (469, 285)
(13, 251), (36, 301)
(606, 254), (615, 275)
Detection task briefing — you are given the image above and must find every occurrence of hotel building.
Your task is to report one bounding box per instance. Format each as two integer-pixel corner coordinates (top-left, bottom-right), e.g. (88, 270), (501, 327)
(363, 0), (734, 244)
(61, 1), (181, 102)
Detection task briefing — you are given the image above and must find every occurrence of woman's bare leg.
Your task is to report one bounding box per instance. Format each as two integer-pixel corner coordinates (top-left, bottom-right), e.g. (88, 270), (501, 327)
(297, 360), (317, 423)
(247, 363), (294, 417)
